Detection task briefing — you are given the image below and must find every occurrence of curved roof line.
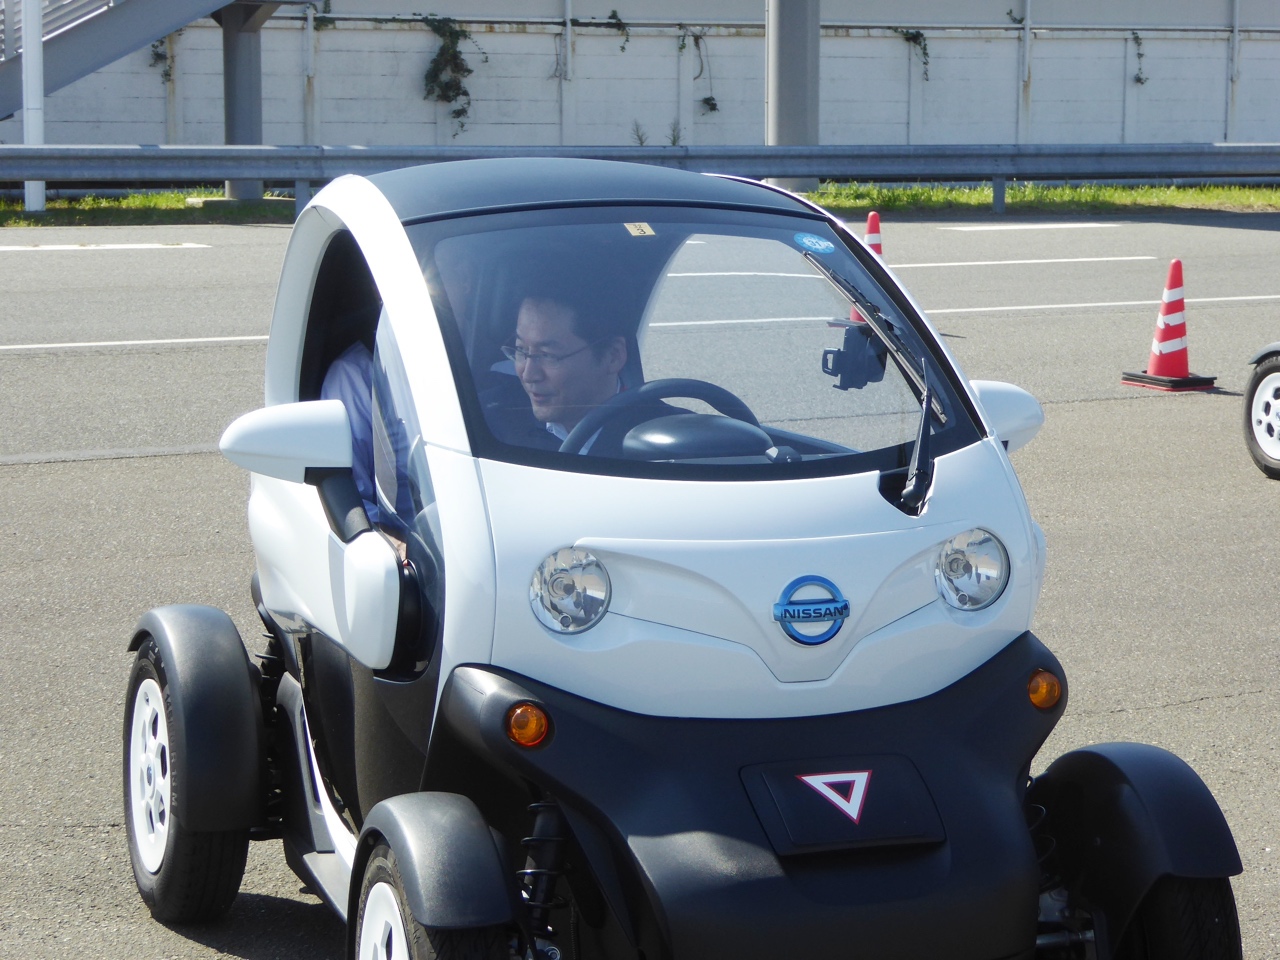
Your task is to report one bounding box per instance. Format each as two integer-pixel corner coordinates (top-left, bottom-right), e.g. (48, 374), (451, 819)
(367, 157), (814, 223)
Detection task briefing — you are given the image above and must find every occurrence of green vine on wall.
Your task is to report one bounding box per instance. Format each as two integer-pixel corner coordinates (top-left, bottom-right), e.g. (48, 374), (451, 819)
(148, 30), (183, 84)
(677, 23), (719, 112)
(422, 15), (488, 135)
(607, 10), (631, 51)
(892, 28), (930, 81)
(1131, 30), (1148, 84)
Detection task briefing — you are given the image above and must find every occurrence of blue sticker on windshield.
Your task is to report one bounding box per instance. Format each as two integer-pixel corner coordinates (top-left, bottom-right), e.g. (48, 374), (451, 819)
(794, 232), (836, 254)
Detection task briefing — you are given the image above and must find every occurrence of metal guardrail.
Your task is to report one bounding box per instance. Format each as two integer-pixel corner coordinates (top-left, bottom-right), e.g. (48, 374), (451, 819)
(1, 142), (1279, 213)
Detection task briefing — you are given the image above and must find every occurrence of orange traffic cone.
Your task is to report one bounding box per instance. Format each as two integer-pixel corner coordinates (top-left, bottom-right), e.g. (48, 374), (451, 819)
(865, 211), (883, 256)
(1121, 259), (1216, 391)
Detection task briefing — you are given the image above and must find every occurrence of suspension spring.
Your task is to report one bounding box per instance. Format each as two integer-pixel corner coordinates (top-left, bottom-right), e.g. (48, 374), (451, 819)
(518, 800), (568, 939)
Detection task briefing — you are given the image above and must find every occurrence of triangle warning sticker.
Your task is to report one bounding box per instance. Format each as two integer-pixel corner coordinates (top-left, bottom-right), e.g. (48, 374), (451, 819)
(797, 771), (872, 823)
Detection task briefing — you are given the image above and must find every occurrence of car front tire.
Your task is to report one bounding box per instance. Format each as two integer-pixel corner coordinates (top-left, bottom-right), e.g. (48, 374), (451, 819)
(123, 639), (249, 922)
(1115, 876), (1242, 960)
(356, 844), (509, 960)
(1244, 355), (1280, 479)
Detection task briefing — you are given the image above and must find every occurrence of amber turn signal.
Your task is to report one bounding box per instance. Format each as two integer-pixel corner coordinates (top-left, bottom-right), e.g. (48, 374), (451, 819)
(506, 702), (551, 748)
(1028, 669), (1063, 710)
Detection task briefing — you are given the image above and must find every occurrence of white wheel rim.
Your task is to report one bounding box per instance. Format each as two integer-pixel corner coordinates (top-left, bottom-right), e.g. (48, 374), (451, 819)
(359, 881), (408, 960)
(129, 677), (171, 873)
(1251, 372), (1280, 460)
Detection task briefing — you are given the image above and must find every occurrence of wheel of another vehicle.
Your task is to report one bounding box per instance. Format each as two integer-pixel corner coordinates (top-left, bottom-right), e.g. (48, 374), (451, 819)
(123, 639), (249, 922)
(1115, 876), (1242, 960)
(1244, 355), (1280, 479)
(356, 844), (510, 960)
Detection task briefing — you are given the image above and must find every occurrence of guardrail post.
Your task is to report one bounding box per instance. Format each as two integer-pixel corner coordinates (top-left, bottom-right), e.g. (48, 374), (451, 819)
(992, 176), (1007, 214)
(765, 0), (820, 192)
(21, 0), (45, 213)
(294, 180), (311, 218)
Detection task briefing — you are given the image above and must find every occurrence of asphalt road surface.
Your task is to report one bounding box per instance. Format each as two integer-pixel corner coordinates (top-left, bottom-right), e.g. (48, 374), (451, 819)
(1, 210), (1279, 959)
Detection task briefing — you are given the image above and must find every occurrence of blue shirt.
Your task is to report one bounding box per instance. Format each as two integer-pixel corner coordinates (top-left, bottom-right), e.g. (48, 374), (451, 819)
(320, 342), (381, 525)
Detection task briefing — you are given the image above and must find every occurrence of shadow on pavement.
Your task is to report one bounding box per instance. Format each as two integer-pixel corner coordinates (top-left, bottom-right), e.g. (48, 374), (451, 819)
(168, 893), (344, 960)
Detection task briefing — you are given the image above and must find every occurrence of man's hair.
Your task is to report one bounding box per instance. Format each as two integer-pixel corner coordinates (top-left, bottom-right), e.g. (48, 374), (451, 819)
(520, 295), (624, 358)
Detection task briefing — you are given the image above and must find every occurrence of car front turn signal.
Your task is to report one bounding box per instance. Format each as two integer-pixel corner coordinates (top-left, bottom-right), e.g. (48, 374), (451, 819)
(506, 702), (551, 748)
(1028, 669), (1062, 710)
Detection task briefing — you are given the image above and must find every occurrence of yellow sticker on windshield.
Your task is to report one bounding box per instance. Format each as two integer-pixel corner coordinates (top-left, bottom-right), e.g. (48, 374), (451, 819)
(624, 222), (655, 237)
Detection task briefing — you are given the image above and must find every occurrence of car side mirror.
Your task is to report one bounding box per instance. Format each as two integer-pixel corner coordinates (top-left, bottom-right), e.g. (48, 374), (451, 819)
(970, 380), (1044, 454)
(221, 400), (372, 542)
(220, 400), (353, 482)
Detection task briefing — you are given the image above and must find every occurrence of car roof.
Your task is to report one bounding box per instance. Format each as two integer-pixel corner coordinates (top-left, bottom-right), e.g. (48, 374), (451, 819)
(367, 158), (815, 224)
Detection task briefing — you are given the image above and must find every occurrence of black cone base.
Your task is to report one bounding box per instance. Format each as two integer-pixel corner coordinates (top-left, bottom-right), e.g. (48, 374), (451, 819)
(1121, 369), (1216, 392)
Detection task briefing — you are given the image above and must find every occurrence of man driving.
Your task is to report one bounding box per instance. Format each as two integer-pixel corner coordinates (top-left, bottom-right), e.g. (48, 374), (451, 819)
(486, 295), (628, 451)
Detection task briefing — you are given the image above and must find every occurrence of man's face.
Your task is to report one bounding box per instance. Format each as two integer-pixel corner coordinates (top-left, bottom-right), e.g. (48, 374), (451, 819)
(515, 299), (626, 430)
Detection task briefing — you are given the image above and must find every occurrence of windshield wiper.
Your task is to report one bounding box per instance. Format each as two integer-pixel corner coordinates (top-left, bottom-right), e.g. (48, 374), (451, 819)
(899, 372), (933, 514)
(803, 251), (945, 425)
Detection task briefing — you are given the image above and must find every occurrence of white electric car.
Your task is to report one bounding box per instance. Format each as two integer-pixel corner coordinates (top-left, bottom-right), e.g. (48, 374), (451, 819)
(124, 159), (1243, 960)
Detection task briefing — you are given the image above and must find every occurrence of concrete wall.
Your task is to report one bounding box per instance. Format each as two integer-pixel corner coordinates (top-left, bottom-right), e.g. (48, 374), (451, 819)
(1, 6), (1278, 148)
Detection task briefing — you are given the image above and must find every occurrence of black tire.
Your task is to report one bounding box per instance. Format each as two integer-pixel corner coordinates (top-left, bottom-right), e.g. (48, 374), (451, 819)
(1244, 354), (1280, 479)
(123, 639), (249, 923)
(1115, 876), (1242, 960)
(355, 844), (510, 960)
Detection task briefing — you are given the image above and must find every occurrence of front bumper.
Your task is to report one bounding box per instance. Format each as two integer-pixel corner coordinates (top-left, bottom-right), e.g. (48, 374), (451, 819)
(429, 631), (1066, 960)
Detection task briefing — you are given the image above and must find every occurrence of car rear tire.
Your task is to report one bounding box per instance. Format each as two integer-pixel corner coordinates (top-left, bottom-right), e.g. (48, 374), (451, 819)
(356, 844), (509, 960)
(123, 639), (249, 922)
(1244, 355), (1280, 478)
(1115, 876), (1242, 960)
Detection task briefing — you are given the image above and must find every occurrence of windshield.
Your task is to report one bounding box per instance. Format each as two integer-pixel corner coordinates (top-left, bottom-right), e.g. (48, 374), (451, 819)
(408, 205), (980, 480)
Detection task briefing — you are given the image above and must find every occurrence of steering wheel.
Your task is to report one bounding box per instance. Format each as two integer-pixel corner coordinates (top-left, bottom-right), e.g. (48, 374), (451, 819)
(559, 378), (761, 454)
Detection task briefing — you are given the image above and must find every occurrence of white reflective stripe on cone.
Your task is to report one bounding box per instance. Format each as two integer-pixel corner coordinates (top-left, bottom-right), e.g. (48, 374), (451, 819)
(1152, 336), (1189, 354)
(1163, 286), (1185, 302)
(1157, 310), (1186, 328)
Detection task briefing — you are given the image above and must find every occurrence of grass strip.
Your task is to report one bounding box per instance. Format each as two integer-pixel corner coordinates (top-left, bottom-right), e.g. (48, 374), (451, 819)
(0, 189), (295, 227)
(2, 182), (1280, 227)
(811, 181), (1280, 215)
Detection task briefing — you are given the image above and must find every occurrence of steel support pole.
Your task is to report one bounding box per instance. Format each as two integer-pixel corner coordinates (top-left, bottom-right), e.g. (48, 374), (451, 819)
(221, 4), (266, 200)
(765, 0), (820, 193)
(21, 0), (44, 212)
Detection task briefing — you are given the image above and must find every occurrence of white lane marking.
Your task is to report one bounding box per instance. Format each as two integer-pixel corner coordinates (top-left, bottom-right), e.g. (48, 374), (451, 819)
(666, 271), (820, 278)
(939, 223), (1121, 231)
(7, 292), (1278, 348)
(892, 255), (1156, 268)
(650, 316), (833, 328)
(929, 294), (1280, 315)
(0, 242), (211, 251)
(0, 334), (267, 351)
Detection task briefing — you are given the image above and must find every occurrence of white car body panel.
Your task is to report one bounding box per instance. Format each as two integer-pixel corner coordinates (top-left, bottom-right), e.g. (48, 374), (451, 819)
(248, 474), (399, 659)
(424, 443), (499, 677)
(477, 436), (1041, 718)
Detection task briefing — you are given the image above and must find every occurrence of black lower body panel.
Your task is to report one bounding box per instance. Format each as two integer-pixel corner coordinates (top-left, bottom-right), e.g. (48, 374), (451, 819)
(429, 631), (1065, 960)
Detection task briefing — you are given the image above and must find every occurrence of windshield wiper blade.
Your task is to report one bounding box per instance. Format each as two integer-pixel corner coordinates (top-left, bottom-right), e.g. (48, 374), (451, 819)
(803, 251), (945, 425)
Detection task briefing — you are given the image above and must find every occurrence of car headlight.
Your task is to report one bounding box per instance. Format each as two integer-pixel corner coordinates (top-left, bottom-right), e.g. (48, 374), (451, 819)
(936, 529), (1009, 610)
(530, 548), (611, 633)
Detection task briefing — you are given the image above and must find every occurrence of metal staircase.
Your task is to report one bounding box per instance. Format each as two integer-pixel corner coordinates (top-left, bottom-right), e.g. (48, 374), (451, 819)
(0, 0), (235, 119)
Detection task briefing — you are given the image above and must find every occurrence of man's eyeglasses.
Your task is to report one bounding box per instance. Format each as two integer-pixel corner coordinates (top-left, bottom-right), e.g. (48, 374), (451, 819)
(501, 340), (600, 369)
